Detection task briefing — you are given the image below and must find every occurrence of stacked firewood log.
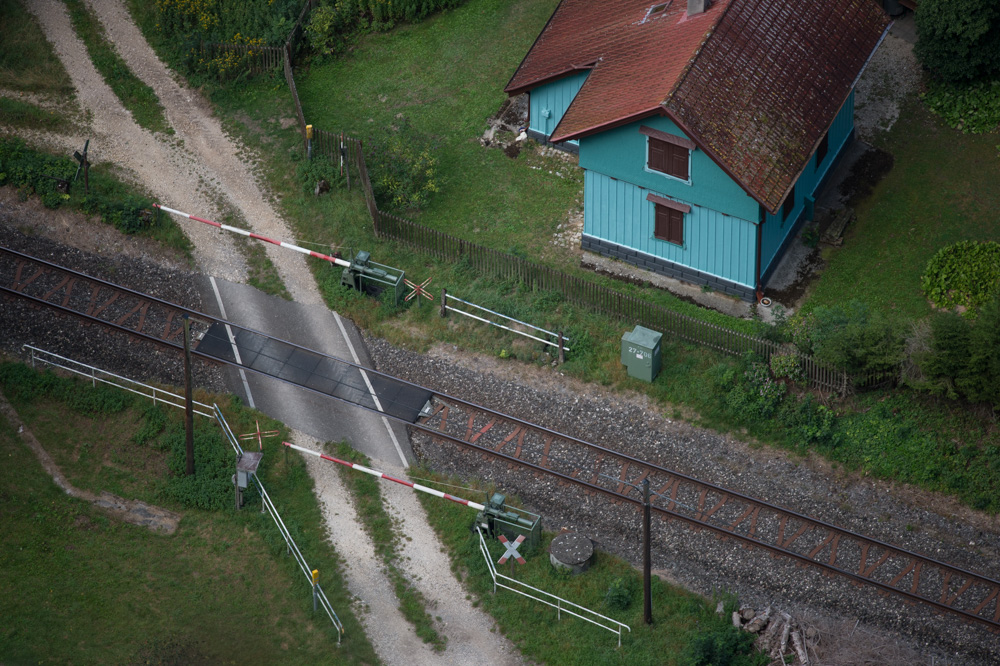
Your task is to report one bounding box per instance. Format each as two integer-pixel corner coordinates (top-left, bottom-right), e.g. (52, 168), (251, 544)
(719, 602), (818, 665)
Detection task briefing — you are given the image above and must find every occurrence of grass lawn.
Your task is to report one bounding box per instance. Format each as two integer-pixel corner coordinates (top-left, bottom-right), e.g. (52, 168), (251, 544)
(296, 0), (582, 264)
(803, 98), (1000, 320)
(0, 0), (74, 95)
(0, 363), (378, 665)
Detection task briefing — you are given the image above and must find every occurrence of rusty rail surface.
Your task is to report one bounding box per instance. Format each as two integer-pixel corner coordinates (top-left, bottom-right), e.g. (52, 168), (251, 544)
(2, 246), (997, 634)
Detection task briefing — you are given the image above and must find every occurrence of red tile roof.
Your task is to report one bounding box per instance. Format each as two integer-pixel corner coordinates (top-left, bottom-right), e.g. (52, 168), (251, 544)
(505, 0), (890, 214)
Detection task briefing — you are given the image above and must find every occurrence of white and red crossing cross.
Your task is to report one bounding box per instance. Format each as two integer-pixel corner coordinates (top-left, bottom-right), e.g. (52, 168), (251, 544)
(497, 534), (526, 566)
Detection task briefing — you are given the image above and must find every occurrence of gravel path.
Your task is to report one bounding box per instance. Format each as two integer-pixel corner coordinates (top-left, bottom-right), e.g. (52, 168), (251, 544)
(8, 3), (526, 662)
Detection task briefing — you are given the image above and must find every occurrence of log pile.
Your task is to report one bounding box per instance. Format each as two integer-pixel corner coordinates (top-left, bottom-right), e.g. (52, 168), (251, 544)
(720, 602), (818, 665)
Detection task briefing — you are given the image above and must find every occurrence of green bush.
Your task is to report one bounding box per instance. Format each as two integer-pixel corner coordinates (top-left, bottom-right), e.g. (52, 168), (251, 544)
(163, 425), (237, 511)
(680, 621), (763, 666)
(921, 240), (1000, 315)
(955, 292), (1000, 408)
(922, 79), (1000, 133)
(809, 300), (904, 378)
(779, 395), (839, 449)
(0, 138), (155, 234)
(296, 154), (344, 196)
(769, 351), (803, 383)
(786, 312), (815, 355)
(0, 137), (75, 206)
(0, 362), (130, 414)
(155, 0), (302, 46)
(603, 575), (634, 612)
(365, 120), (440, 211)
(914, 0), (1000, 84)
(724, 354), (787, 424)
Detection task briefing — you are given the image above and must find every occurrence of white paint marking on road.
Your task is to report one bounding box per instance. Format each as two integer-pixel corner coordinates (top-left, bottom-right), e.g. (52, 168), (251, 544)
(209, 276), (256, 409)
(333, 311), (409, 468)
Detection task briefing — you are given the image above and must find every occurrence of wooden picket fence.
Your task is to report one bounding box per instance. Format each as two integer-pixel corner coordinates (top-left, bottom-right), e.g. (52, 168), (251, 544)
(199, 42), (284, 76)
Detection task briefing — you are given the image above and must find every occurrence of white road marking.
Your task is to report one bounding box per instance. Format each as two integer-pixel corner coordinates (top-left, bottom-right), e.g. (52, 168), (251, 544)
(333, 311), (409, 468)
(209, 276), (256, 409)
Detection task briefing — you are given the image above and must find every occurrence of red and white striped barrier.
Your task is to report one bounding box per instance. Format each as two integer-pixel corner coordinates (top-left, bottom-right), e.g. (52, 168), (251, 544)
(283, 442), (486, 512)
(154, 204), (351, 268)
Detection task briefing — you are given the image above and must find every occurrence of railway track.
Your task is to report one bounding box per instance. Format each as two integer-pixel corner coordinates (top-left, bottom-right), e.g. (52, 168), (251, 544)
(3, 245), (999, 635)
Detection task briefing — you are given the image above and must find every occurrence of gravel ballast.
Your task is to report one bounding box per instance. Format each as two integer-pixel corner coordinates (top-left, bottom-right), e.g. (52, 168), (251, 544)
(369, 338), (1000, 666)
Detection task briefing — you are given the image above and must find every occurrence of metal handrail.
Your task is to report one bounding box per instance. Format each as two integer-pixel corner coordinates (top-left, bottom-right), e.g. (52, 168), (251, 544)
(24, 345), (215, 418)
(445, 293), (571, 351)
(476, 527), (630, 647)
(213, 404), (344, 640)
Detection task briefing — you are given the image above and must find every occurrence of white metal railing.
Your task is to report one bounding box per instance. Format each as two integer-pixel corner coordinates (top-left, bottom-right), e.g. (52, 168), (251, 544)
(214, 405), (345, 641)
(444, 293), (570, 353)
(476, 526), (630, 647)
(24, 345), (215, 419)
(21, 346), (344, 641)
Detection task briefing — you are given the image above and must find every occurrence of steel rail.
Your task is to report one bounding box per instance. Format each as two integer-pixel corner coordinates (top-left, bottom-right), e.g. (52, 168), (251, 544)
(3, 246), (998, 633)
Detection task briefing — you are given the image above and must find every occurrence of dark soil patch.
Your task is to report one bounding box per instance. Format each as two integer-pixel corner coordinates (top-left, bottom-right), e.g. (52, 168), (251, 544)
(765, 246), (825, 307)
(839, 146), (895, 207)
(503, 142), (520, 159)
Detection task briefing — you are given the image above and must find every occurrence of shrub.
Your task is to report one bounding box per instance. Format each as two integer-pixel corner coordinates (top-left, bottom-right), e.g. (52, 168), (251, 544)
(163, 425), (236, 511)
(810, 300), (904, 379)
(907, 312), (971, 399)
(769, 351), (804, 383)
(922, 79), (1000, 134)
(907, 294), (1000, 409)
(921, 240), (1000, 315)
(725, 354), (787, 424)
(305, 0), (470, 51)
(681, 622), (763, 666)
(604, 576), (634, 612)
(779, 395), (839, 449)
(296, 154), (343, 196)
(786, 312), (815, 355)
(365, 120), (440, 211)
(155, 0), (302, 46)
(955, 292), (1000, 409)
(914, 0), (1000, 84)
(0, 138), (155, 234)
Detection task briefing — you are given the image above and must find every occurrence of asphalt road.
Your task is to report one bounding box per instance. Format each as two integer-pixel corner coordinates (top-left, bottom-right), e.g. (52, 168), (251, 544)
(196, 276), (415, 467)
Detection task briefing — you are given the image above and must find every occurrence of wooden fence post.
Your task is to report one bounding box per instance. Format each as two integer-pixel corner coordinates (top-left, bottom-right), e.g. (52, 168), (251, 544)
(440, 288), (447, 318)
(558, 332), (565, 365)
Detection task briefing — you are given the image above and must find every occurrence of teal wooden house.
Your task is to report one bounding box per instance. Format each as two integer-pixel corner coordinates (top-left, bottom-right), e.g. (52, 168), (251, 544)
(506, 0), (891, 300)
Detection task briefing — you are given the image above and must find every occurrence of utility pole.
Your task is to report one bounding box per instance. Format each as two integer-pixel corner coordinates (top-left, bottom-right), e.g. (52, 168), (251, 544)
(643, 478), (653, 625)
(183, 313), (195, 476)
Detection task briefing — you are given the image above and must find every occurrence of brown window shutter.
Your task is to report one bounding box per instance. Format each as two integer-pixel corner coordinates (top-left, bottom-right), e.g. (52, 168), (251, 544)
(668, 143), (689, 180)
(648, 138), (667, 173)
(668, 207), (684, 244)
(654, 204), (684, 246)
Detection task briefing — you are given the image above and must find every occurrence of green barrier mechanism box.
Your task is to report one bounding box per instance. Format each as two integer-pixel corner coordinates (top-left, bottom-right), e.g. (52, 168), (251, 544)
(621, 325), (662, 382)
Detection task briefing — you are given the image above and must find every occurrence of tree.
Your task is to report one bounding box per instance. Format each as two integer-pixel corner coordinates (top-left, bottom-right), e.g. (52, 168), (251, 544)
(915, 0), (1000, 83)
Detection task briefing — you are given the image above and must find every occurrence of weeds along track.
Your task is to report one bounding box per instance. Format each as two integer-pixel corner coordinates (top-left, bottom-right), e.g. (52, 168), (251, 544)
(3, 245), (999, 643)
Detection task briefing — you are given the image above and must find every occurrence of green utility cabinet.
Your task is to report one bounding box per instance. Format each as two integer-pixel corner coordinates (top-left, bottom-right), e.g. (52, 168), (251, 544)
(621, 325), (662, 382)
